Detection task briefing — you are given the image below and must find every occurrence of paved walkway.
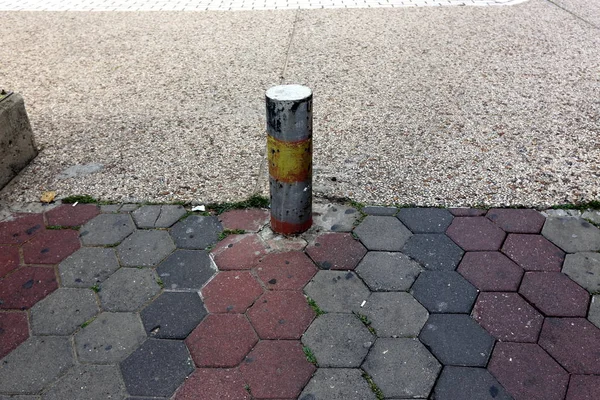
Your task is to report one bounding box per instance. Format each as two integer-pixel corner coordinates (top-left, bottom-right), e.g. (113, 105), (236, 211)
(1, 201), (599, 399)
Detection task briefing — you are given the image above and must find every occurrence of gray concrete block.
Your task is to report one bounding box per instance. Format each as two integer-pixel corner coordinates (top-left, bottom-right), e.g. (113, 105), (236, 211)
(116, 230), (175, 267)
(41, 364), (125, 400)
(140, 291), (207, 339)
(353, 216), (412, 251)
(99, 204), (121, 213)
(362, 292), (429, 337)
(411, 271), (478, 313)
(355, 251), (422, 292)
(312, 202), (359, 232)
(432, 366), (513, 400)
(542, 217), (600, 253)
(132, 205), (186, 229)
(303, 271), (370, 313)
(79, 214), (135, 246)
(588, 295), (600, 329)
(397, 208), (453, 233)
(30, 288), (99, 336)
(156, 249), (216, 291)
(562, 252), (600, 293)
(119, 204), (139, 212)
(58, 247), (120, 288)
(362, 206), (398, 216)
(402, 234), (464, 271)
(299, 368), (377, 400)
(170, 215), (223, 250)
(99, 268), (161, 312)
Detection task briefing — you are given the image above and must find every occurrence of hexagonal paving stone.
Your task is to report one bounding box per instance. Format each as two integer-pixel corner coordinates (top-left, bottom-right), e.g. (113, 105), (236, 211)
(141, 291), (207, 339)
(519, 272), (589, 316)
(22, 229), (80, 265)
(58, 247), (120, 288)
(538, 317), (600, 374)
(472, 292), (544, 342)
(79, 213), (135, 246)
(201, 271), (263, 313)
(363, 206), (398, 216)
(45, 204), (100, 227)
(0, 311), (29, 359)
(486, 208), (545, 233)
(0, 245), (20, 278)
(211, 234), (268, 270)
(563, 252), (600, 293)
(432, 366), (512, 400)
(304, 270), (370, 313)
(353, 216), (412, 251)
(0, 266), (57, 310)
(247, 290), (315, 339)
(542, 216), (600, 253)
(30, 288), (99, 335)
(132, 205), (186, 228)
(502, 234), (565, 271)
(119, 204), (139, 212)
(488, 342), (569, 400)
(254, 251), (317, 290)
(239, 340), (315, 399)
(173, 368), (250, 400)
(75, 312), (146, 363)
(299, 368), (377, 400)
(362, 292), (428, 337)
(402, 234), (464, 271)
(42, 364), (126, 400)
(117, 230), (175, 267)
(419, 314), (494, 366)
(446, 217), (506, 251)
(449, 208), (487, 217)
(306, 232), (367, 270)
(0, 336), (74, 394)
(302, 313), (374, 367)
(120, 338), (194, 398)
(185, 314), (258, 367)
(397, 207), (453, 233)
(589, 295), (600, 328)
(362, 338), (441, 399)
(258, 226), (308, 253)
(411, 271), (478, 313)
(218, 208), (269, 232)
(156, 249), (215, 291)
(566, 375), (600, 400)
(99, 268), (161, 312)
(0, 213), (44, 245)
(457, 251), (524, 292)
(355, 251), (422, 292)
(170, 215), (222, 249)
(312, 203), (360, 232)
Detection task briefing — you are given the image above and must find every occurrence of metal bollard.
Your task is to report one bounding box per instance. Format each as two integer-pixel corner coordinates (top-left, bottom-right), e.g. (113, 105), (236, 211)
(266, 85), (313, 235)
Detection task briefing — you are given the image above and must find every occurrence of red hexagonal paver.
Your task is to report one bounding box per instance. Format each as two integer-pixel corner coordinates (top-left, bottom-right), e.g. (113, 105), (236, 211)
(218, 209), (270, 232)
(566, 375), (600, 400)
(45, 204), (100, 227)
(0, 267), (58, 309)
(173, 368), (250, 400)
(0, 213), (44, 245)
(472, 292), (543, 342)
(502, 234), (564, 272)
(0, 311), (29, 359)
(247, 291), (315, 339)
(22, 229), (80, 265)
(186, 314), (258, 368)
(201, 271), (263, 313)
(240, 340), (316, 399)
(0, 245), (20, 278)
(457, 251), (524, 292)
(254, 251), (317, 290)
(306, 233), (367, 270)
(486, 209), (546, 233)
(446, 217), (506, 251)
(488, 342), (568, 400)
(211, 234), (268, 270)
(449, 208), (487, 217)
(539, 318), (600, 375)
(519, 272), (589, 317)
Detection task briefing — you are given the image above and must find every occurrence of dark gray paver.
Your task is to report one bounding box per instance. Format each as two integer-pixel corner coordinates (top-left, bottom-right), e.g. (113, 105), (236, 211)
(303, 271), (370, 313)
(58, 247), (120, 288)
(589, 295), (600, 329)
(419, 314), (495, 367)
(116, 230), (175, 267)
(411, 271), (478, 313)
(362, 206), (398, 216)
(432, 366), (513, 400)
(301, 314), (374, 367)
(156, 249), (216, 291)
(99, 268), (161, 312)
(100, 204), (121, 213)
(362, 292), (428, 337)
(169, 215), (222, 250)
(313, 203), (359, 232)
(542, 216), (600, 253)
(119, 204), (140, 212)
(30, 288), (99, 335)
(563, 252), (600, 293)
(42, 364), (126, 400)
(75, 312), (146, 364)
(582, 210), (600, 225)
(355, 251), (422, 292)
(0, 336), (74, 394)
(120, 338), (194, 398)
(362, 338), (441, 399)
(299, 368), (377, 400)
(140, 291), (207, 339)
(397, 207), (453, 233)
(79, 213), (135, 246)
(353, 216), (412, 251)
(131, 205), (186, 229)
(402, 234), (464, 271)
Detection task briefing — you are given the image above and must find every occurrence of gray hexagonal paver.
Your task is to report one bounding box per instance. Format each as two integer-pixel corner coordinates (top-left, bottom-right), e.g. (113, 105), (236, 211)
(302, 314), (374, 367)
(362, 292), (428, 337)
(140, 291), (207, 339)
(402, 234), (464, 271)
(355, 251), (422, 292)
(303, 271), (370, 313)
(132, 205), (186, 229)
(42, 364), (126, 400)
(589, 295), (600, 329)
(30, 288), (99, 335)
(116, 230), (175, 267)
(397, 208), (453, 233)
(353, 216), (412, 251)
(75, 312), (146, 364)
(542, 217), (600, 253)
(58, 247), (120, 288)
(411, 271), (478, 313)
(156, 249), (216, 291)
(563, 252), (600, 293)
(79, 213), (135, 246)
(432, 366), (513, 400)
(99, 268), (161, 312)
(299, 368), (377, 400)
(170, 215), (223, 249)
(362, 338), (441, 399)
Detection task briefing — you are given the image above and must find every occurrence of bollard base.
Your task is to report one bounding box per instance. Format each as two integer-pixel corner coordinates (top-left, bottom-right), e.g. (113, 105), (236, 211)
(270, 217), (313, 235)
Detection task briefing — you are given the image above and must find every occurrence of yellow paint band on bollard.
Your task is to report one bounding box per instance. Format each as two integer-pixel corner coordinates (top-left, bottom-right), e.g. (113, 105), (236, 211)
(267, 135), (312, 184)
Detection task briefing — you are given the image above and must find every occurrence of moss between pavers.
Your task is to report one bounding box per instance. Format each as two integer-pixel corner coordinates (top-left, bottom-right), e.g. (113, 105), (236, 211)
(362, 372), (385, 400)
